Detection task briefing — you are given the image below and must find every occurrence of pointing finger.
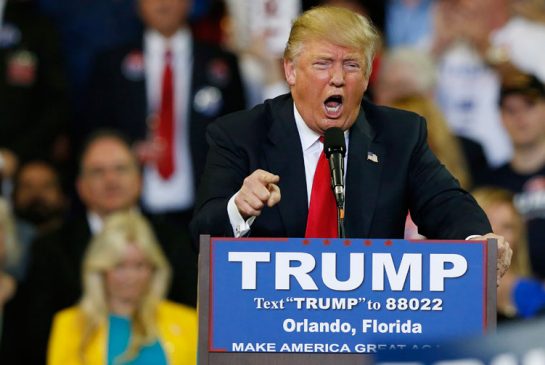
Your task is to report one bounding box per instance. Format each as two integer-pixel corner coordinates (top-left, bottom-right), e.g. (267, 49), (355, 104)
(266, 183), (281, 207)
(254, 169), (280, 184)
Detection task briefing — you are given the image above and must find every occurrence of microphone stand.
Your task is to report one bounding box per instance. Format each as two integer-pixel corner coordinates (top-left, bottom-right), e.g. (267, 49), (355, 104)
(324, 127), (347, 239)
(337, 205), (345, 238)
(334, 186), (346, 239)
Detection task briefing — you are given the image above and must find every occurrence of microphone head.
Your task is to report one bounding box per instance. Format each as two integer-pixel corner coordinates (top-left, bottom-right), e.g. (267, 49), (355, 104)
(324, 127), (346, 157)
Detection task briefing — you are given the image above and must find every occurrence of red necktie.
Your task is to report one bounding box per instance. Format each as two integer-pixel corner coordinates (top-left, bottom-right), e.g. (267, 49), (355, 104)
(157, 49), (175, 179)
(305, 138), (338, 238)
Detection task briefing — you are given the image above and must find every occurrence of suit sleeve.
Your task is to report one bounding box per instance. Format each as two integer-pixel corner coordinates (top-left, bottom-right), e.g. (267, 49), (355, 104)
(407, 116), (491, 239)
(189, 120), (250, 246)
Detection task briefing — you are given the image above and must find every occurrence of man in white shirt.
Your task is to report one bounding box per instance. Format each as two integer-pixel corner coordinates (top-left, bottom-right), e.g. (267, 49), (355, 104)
(84, 0), (246, 225)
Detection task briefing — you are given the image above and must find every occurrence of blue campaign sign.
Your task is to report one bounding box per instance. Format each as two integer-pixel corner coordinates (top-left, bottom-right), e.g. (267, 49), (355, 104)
(208, 238), (491, 354)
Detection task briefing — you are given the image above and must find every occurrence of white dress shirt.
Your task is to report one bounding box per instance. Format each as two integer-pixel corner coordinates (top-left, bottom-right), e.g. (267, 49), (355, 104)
(86, 208), (140, 235)
(228, 104), (349, 236)
(87, 211), (104, 235)
(141, 28), (195, 213)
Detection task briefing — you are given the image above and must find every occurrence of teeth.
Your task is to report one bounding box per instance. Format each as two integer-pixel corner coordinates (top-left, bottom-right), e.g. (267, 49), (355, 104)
(326, 104), (341, 113)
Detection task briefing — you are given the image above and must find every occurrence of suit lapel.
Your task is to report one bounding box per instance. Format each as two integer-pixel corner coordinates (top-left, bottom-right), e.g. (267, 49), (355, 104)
(263, 97), (308, 237)
(123, 42), (148, 140)
(345, 109), (384, 237)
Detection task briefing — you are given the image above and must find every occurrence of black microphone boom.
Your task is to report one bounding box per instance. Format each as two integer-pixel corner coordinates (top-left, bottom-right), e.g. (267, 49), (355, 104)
(324, 127), (346, 208)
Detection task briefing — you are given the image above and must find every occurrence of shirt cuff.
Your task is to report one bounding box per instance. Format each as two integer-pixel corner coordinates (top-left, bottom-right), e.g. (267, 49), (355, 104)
(227, 193), (256, 237)
(466, 235), (483, 240)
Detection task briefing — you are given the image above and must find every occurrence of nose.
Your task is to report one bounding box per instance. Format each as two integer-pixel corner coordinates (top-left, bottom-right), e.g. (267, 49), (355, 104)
(330, 63), (345, 87)
(102, 168), (119, 182)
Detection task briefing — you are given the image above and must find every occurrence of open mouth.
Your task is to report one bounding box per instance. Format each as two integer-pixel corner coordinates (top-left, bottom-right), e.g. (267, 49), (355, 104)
(324, 95), (343, 117)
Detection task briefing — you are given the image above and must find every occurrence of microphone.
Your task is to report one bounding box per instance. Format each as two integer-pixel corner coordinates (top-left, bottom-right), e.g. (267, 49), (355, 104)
(324, 127), (346, 208)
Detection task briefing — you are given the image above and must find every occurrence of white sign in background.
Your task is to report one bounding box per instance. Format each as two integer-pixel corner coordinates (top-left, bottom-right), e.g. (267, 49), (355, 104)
(225, 0), (301, 56)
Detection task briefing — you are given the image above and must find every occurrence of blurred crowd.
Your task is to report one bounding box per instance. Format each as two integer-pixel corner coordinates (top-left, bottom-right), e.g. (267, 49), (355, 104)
(0, 0), (545, 364)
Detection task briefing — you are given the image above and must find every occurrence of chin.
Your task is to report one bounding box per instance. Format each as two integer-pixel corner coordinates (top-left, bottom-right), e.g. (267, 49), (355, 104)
(325, 119), (347, 128)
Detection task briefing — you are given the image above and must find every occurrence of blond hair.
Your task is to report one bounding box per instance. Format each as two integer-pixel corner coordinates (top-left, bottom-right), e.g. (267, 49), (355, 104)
(472, 187), (531, 277)
(378, 47), (438, 100)
(390, 96), (472, 190)
(79, 210), (171, 364)
(284, 6), (380, 78)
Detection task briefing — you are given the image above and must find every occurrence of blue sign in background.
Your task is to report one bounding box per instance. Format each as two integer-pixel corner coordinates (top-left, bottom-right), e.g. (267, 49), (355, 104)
(209, 238), (489, 353)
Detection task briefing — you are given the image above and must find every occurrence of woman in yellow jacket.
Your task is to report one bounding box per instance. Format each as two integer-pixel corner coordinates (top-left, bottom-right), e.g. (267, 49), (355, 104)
(47, 211), (197, 365)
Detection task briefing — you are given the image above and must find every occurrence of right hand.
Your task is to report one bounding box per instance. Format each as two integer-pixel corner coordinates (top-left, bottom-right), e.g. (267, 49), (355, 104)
(134, 114), (166, 165)
(235, 169), (281, 219)
(133, 137), (166, 165)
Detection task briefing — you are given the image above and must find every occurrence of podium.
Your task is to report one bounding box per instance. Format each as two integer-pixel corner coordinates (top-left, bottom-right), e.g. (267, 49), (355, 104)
(197, 235), (497, 365)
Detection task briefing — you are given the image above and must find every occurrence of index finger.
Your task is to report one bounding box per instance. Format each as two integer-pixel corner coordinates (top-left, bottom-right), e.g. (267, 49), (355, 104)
(253, 169), (280, 184)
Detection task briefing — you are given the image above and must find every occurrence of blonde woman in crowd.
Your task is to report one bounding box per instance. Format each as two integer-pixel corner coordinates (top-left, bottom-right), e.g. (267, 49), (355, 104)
(375, 46), (491, 188)
(397, 95), (473, 239)
(473, 187), (545, 322)
(390, 96), (472, 190)
(47, 210), (197, 365)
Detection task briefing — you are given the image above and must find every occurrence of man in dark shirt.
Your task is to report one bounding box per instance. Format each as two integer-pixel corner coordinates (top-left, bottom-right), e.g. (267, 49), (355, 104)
(487, 73), (545, 278)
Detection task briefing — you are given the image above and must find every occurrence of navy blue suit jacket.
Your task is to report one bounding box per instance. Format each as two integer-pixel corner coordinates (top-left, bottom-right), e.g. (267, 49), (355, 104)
(0, 1), (68, 162)
(190, 94), (491, 241)
(83, 38), (246, 189)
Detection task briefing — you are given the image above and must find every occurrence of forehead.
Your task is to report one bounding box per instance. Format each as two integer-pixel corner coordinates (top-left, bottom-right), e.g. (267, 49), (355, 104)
(83, 138), (132, 165)
(139, 0), (190, 11)
(299, 39), (364, 59)
(123, 243), (143, 256)
(502, 93), (545, 106)
(20, 164), (56, 181)
(116, 243), (149, 263)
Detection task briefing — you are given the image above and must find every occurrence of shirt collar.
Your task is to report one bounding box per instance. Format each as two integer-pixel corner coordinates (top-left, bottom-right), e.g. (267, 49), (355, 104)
(87, 207), (140, 235)
(144, 27), (191, 58)
(86, 211), (103, 235)
(293, 104), (321, 151)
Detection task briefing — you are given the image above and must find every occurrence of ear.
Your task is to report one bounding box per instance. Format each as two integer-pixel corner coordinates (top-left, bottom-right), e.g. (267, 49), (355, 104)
(362, 77), (370, 94)
(284, 59), (296, 86)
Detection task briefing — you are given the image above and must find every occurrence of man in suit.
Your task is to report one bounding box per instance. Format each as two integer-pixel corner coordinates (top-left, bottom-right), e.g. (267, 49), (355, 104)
(19, 130), (197, 365)
(84, 0), (246, 223)
(0, 0), (68, 166)
(190, 7), (511, 278)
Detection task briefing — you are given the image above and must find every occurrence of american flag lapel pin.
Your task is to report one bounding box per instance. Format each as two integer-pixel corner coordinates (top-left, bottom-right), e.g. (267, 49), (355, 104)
(367, 152), (378, 163)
